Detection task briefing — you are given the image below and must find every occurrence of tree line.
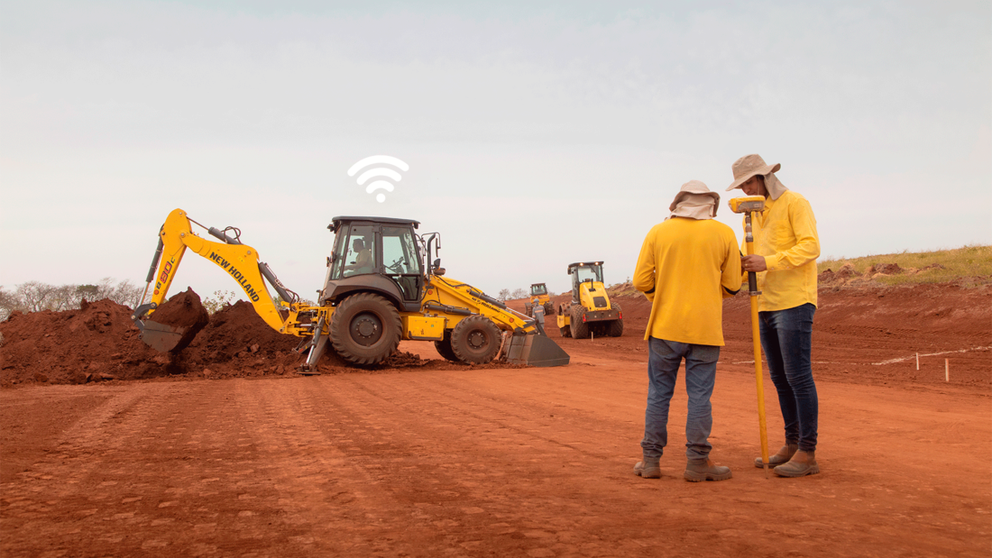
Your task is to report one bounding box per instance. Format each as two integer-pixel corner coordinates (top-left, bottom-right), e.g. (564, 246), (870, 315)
(0, 278), (144, 322)
(497, 288), (530, 302)
(0, 279), (539, 322)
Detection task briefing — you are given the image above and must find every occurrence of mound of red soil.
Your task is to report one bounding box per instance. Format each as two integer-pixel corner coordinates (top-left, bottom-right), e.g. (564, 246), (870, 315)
(177, 300), (351, 378)
(0, 291), (447, 386)
(0, 298), (160, 385)
(143, 288), (209, 353)
(819, 263), (858, 284)
(868, 263), (903, 275)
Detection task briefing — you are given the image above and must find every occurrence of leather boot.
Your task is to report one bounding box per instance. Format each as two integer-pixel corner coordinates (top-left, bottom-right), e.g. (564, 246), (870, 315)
(683, 458), (732, 482)
(773, 450), (820, 477)
(634, 458), (661, 479)
(754, 443), (799, 468)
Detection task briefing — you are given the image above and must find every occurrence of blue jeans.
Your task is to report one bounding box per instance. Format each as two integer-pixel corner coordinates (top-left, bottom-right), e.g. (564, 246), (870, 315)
(759, 303), (818, 452)
(641, 337), (720, 461)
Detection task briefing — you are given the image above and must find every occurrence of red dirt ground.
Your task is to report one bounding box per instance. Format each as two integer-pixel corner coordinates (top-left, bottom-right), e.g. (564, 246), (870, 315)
(1, 277), (990, 557)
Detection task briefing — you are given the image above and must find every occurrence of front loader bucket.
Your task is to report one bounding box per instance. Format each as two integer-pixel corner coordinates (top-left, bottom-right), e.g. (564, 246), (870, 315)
(506, 332), (570, 367)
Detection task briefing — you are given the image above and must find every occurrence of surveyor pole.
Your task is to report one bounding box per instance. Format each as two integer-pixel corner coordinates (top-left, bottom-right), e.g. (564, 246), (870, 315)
(744, 210), (771, 475)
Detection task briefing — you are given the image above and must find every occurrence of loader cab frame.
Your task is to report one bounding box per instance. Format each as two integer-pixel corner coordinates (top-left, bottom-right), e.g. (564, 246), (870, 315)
(325, 217), (425, 312)
(530, 283), (549, 297)
(567, 262), (604, 303)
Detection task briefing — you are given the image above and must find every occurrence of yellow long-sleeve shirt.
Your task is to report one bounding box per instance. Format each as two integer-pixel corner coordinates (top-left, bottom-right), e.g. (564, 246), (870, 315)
(633, 218), (742, 346)
(743, 190), (820, 312)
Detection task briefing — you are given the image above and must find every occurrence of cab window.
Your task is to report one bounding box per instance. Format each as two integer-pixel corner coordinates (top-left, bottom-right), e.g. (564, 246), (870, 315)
(382, 226), (422, 300)
(331, 225), (376, 279)
(576, 266), (602, 283)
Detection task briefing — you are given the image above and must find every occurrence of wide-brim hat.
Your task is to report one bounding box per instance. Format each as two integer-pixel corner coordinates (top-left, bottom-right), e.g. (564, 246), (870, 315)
(670, 180), (720, 213)
(725, 154), (781, 191)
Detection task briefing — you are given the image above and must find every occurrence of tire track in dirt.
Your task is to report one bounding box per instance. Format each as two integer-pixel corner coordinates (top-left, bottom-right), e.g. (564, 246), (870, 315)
(2, 362), (988, 557)
(1, 383), (211, 555)
(228, 377), (443, 556)
(297, 369), (802, 557)
(285, 375), (625, 557)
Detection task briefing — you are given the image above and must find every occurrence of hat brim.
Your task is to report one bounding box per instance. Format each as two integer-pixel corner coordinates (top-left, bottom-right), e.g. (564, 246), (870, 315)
(669, 191), (721, 212)
(725, 162), (781, 192)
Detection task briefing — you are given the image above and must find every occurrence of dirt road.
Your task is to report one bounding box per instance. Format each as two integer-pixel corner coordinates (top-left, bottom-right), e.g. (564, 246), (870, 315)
(2, 334), (989, 557)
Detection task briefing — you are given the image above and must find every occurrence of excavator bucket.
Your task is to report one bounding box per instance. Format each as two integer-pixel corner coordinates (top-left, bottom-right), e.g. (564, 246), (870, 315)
(132, 289), (210, 354)
(138, 320), (191, 353)
(505, 331), (570, 367)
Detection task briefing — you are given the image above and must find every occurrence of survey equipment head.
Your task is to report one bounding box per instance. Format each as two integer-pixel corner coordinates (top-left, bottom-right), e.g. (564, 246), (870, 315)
(728, 196), (765, 214)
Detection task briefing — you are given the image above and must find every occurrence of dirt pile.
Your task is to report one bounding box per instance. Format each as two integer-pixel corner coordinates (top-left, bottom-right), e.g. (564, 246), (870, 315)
(143, 288), (209, 352)
(0, 298), (159, 385)
(817, 261), (973, 286)
(0, 291), (439, 387)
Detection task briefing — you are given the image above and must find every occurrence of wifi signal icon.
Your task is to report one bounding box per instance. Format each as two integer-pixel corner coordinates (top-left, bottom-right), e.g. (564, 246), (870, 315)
(347, 155), (410, 203)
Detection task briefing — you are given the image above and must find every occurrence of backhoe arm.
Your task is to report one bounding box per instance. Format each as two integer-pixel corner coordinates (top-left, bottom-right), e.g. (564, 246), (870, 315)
(134, 208), (290, 334)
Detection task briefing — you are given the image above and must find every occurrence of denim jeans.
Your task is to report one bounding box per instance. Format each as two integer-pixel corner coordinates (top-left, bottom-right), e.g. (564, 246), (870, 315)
(641, 337), (720, 461)
(759, 303), (818, 452)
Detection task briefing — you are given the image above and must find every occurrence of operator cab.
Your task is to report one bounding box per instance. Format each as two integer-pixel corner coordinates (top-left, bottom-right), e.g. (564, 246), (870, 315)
(325, 216), (425, 312)
(530, 283), (548, 297)
(566, 261), (604, 304)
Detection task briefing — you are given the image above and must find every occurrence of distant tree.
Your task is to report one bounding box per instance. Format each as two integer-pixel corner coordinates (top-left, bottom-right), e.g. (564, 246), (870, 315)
(0, 286), (18, 322)
(511, 288), (527, 300)
(96, 277), (143, 308)
(201, 290), (239, 314)
(17, 281), (60, 313)
(497, 289), (511, 302)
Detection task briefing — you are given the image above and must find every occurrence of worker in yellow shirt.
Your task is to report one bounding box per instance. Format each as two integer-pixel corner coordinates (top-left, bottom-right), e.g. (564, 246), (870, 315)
(726, 154), (821, 478)
(632, 180), (741, 482)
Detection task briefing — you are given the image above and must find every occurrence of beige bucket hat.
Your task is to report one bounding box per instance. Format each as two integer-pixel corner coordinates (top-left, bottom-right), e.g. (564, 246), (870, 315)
(669, 180), (720, 218)
(725, 154), (781, 191)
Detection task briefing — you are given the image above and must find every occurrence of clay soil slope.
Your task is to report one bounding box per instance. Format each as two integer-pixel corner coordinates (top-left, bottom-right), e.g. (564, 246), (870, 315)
(1, 281), (990, 557)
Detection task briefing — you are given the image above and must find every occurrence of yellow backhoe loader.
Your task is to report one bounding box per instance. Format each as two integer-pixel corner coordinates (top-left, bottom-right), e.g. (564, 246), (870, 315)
(131, 209), (569, 371)
(556, 261), (623, 339)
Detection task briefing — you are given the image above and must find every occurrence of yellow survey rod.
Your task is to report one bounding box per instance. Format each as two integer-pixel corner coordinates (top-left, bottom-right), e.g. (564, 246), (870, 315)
(745, 216), (771, 474)
(730, 196), (771, 475)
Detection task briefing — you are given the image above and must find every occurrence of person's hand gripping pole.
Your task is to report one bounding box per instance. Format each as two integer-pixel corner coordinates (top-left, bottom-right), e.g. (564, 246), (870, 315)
(729, 196), (771, 475)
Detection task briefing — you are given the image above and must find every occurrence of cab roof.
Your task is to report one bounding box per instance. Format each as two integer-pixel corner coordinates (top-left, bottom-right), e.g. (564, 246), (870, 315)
(328, 216), (421, 232)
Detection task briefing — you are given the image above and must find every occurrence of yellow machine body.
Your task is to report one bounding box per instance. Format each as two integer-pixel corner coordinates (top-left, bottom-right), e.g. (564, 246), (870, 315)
(555, 261), (623, 339)
(134, 209), (569, 370)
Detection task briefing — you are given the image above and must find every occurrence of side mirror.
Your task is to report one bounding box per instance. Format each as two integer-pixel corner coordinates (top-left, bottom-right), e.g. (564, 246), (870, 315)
(433, 259), (445, 276)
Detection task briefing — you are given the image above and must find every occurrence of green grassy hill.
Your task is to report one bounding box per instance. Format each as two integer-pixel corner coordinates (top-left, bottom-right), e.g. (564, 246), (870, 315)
(817, 245), (991, 287)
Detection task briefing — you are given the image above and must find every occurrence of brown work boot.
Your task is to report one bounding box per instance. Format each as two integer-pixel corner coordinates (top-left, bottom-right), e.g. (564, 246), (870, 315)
(683, 458), (732, 482)
(773, 450), (820, 477)
(754, 443), (799, 468)
(633, 458), (661, 479)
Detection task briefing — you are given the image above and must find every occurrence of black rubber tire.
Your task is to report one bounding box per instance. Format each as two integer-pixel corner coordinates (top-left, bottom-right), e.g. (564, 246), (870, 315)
(544, 302), (555, 316)
(607, 303), (624, 337)
(434, 332), (459, 362)
(451, 315), (502, 364)
(329, 292), (402, 366)
(569, 304), (590, 339)
(524, 303), (533, 317)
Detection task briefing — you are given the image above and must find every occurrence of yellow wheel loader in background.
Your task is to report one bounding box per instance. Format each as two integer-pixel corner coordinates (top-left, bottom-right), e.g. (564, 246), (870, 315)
(556, 261), (623, 339)
(131, 209), (569, 371)
(523, 283), (554, 318)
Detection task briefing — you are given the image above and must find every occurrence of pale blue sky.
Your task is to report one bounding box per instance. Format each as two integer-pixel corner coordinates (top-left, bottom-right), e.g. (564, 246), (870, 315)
(2, 1), (989, 299)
